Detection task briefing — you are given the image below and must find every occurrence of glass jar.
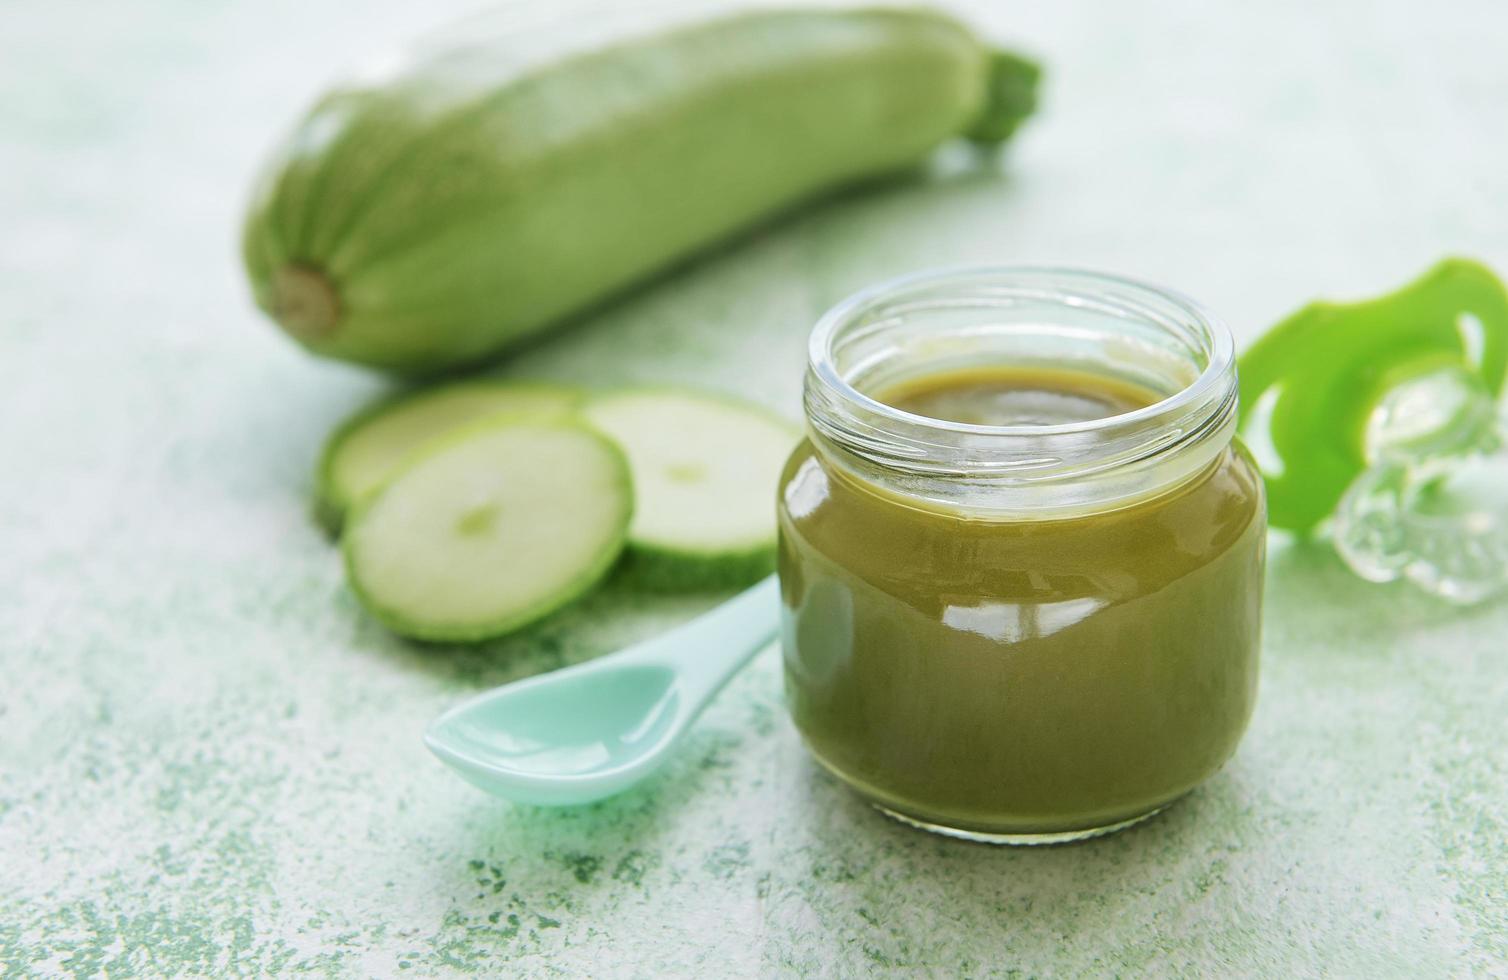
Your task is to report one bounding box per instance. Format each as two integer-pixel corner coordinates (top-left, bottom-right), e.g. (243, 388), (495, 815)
(777, 267), (1266, 844)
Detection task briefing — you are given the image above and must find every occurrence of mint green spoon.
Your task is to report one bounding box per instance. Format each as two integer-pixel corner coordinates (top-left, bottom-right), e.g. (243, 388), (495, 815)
(424, 576), (779, 805)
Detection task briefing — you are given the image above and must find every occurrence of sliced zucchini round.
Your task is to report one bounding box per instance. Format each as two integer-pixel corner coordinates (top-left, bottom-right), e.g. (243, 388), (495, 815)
(581, 389), (798, 591)
(316, 381), (582, 532)
(343, 419), (631, 642)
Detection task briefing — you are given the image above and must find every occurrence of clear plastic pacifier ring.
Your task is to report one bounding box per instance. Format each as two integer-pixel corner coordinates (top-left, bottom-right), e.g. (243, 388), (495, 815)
(1238, 258), (1508, 604)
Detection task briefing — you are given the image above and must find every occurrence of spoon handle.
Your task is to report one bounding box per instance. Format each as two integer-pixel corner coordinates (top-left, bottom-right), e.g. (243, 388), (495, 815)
(626, 574), (781, 702)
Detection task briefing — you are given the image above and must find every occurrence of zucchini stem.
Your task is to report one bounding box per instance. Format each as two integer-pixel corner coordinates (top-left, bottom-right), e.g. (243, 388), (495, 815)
(967, 50), (1042, 145)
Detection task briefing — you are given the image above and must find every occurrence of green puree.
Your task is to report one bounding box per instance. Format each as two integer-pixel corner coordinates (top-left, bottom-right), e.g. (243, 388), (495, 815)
(883, 365), (1152, 425)
(777, 367), (1265, 838)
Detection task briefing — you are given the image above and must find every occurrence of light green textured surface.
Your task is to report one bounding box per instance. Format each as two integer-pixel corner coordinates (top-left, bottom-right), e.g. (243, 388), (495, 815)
(2, 0), (1505, 975)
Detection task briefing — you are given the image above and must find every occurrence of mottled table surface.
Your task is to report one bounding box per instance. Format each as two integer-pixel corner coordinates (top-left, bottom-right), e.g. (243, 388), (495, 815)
(3, 0), (1506, 975)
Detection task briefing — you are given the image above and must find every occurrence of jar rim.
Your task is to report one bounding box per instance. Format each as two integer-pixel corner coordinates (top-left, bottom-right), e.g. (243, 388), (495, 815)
(802, 264), (1241, 512)
(808, 264), (1235, 439)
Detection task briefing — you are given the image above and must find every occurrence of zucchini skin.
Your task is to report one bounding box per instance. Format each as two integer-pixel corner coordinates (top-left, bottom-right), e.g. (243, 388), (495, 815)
(617, 539), (778, 594)
(244, 6), (1039, 374)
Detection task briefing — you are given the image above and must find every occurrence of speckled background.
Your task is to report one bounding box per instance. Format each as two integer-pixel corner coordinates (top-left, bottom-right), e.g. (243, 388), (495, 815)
(3, 0), (1505, 975)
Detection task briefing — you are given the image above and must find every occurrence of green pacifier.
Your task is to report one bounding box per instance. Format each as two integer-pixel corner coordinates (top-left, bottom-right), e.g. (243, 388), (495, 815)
(1238, 258), (1508, 602)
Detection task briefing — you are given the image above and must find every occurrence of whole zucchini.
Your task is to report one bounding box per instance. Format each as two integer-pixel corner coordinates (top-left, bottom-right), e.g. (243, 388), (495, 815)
(242, 5), (1039, 374)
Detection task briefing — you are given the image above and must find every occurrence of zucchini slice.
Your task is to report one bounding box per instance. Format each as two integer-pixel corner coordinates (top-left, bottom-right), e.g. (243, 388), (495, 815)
(343, 419), (631, 641)
(317, 381), (582, 531)
(582, 389), (797, 590)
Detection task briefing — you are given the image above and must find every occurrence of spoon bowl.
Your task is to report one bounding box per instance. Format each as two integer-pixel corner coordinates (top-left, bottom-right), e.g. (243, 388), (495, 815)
(424, 576), (779, 805)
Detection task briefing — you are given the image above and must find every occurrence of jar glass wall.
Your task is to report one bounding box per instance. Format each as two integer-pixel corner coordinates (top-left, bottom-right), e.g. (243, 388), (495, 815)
(777, 267), (1266, 844)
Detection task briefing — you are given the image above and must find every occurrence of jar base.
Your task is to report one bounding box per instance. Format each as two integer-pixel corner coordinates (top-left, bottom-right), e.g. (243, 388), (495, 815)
(870, 801), (1170, 846)
(802, 738), (1184, 845)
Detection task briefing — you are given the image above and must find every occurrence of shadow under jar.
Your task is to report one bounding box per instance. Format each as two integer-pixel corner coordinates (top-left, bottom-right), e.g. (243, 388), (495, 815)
(777, 267), (1266, 844)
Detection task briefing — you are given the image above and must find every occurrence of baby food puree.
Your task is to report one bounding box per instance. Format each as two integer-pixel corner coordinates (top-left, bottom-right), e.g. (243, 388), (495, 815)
(778, 268), (1266, 843)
